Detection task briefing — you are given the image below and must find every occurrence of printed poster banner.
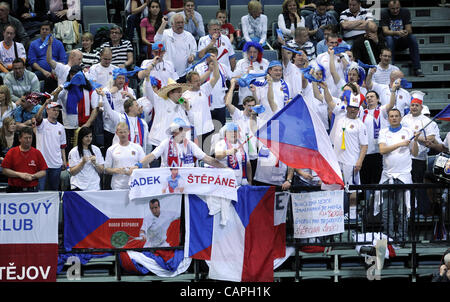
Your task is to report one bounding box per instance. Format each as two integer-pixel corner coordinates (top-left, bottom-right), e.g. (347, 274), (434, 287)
(0, 192), (60, 282)
(129, 167), (238, 202)
(291, 190), (344, 239)
(63, 190), (191, 277)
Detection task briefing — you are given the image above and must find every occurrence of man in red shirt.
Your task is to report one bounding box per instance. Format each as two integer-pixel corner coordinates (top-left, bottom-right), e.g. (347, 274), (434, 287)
(1, 126), (48, 192)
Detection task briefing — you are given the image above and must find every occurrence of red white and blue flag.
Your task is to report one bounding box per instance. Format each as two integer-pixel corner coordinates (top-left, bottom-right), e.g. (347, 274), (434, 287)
(434, 104), (450, 121)
(256, 94), (344, 189)
(184, 186), (289, 282)
(0, 192), (59, 282)
(62, 190), (190, 277)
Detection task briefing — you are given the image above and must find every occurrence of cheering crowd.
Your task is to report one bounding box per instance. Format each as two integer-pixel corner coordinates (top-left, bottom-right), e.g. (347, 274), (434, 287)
(0, 0), (447, 221)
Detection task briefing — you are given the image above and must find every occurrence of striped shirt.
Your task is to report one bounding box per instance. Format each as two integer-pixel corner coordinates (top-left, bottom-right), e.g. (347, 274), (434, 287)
(372, 64), (400, 86)
(286, 39), (316, 61)
(100, 39), (133, 67)
(339, 8), (374, 39)
(78, 47), (100, 68)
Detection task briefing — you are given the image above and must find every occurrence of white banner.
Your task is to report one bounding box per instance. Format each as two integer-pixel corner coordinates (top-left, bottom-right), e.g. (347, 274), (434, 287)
(129, 167), (238, 202)
(291, 190), (344, 239)
(0, 192), (60, 244)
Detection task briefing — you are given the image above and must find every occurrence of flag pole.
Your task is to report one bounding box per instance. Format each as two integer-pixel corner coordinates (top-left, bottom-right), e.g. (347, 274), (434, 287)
(409, 104), (450, 140)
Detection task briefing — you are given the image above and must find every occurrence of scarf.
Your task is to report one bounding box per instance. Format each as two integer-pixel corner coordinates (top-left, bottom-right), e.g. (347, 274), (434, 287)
(311, 12), (333, 30)
(253, 79), (290, 106)
(389, 125), (402, 133)
(247, 14), (263, 39)
(167, 136), (194, 167)
(363, 106), (381, 139)
(225, 136), (247, 179)
(124, 114), (145, 147)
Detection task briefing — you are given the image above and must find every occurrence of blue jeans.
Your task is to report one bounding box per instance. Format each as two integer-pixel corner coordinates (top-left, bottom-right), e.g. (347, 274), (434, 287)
(385, 34), (421, 70)
(39, 168), (61, 191)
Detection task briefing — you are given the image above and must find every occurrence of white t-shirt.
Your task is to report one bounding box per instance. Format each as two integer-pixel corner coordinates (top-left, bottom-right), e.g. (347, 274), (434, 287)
(371, 82), (411, 116)
(104, 142), (145, 190)
(88, 63), (118, 88)
(214, 138), (248, 186)
(183, 82), (214, 136)
(103, 86), (136, 114)
(359, 105), (390, 154)
(401, 113), (437, 160)
(0, 40), (26, 69)
(197, 34), (235, 71)
(54, 62), (71, 86)
(378, 126), (414, 178)
(194, 61), (231, 110)
(372, 64), (400, 86)
(144, 80), (190, 146)
(36, 118), (66, 169)
(151, 137), (206, 167)
(154, 29), (197, 77)
(232, 58), (269, 105)
(316, 52), (347, 98)
(141, 59), (178, 87)
(331, 112), (369, 165)
(283, 61), (303, 98)
(255, 80), (289, 121)
(101, 94), (149, 152)
(68, 145), (104, 190)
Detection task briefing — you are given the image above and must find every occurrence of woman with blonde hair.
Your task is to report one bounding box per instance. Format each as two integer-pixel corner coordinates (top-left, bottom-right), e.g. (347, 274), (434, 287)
(241, 0), (268, 49)
(0, 85), (16, 128)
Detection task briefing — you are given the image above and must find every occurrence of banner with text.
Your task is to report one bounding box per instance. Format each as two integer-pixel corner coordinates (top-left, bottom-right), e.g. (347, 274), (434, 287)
(291, 190), (344, 239)
(0, 192), (60, 282)
(129, 167), (238, 202)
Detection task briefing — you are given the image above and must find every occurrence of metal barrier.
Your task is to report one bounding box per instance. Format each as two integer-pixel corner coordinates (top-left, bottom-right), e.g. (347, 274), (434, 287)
(58, 182), (450, 281)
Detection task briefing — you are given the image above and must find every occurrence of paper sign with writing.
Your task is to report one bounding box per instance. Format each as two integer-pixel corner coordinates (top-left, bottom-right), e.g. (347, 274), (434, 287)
(291, 190), (344, 238)
(129, 167), (238, 202)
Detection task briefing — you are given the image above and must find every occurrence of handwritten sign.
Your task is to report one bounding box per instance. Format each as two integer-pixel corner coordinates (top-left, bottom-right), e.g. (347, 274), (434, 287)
(291, 190), (344, 238)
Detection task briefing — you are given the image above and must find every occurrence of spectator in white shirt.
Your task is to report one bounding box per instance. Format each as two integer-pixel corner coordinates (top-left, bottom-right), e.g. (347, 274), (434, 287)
(0, 24), (26, 73)
(46, 35), (83, 87)
(241, 0), (268, 48)
(372, 48), (400, 86)
(88, 47), (118, 89)
(154, 14), (197, 80)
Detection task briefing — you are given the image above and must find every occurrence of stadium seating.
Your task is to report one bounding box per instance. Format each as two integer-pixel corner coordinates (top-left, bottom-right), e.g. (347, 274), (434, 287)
(82, 5), (109, 31)
(88, 23), (116, 36)
(197, 5), (220, 24)
(80, 0), (107, 5)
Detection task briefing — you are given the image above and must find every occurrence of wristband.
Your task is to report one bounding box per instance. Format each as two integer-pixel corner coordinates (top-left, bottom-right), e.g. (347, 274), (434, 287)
(135, 162), (143, 169)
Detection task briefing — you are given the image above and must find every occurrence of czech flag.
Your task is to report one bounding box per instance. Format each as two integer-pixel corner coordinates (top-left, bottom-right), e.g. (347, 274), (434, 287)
(434, 104), (450, 121)
(256, 94), (344, 189)
(62, 191), (190, 277)
(184, 186), (289, 282)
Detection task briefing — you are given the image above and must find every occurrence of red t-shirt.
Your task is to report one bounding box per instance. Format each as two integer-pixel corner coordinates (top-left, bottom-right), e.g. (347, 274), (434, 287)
(1, 146), (48, 187)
